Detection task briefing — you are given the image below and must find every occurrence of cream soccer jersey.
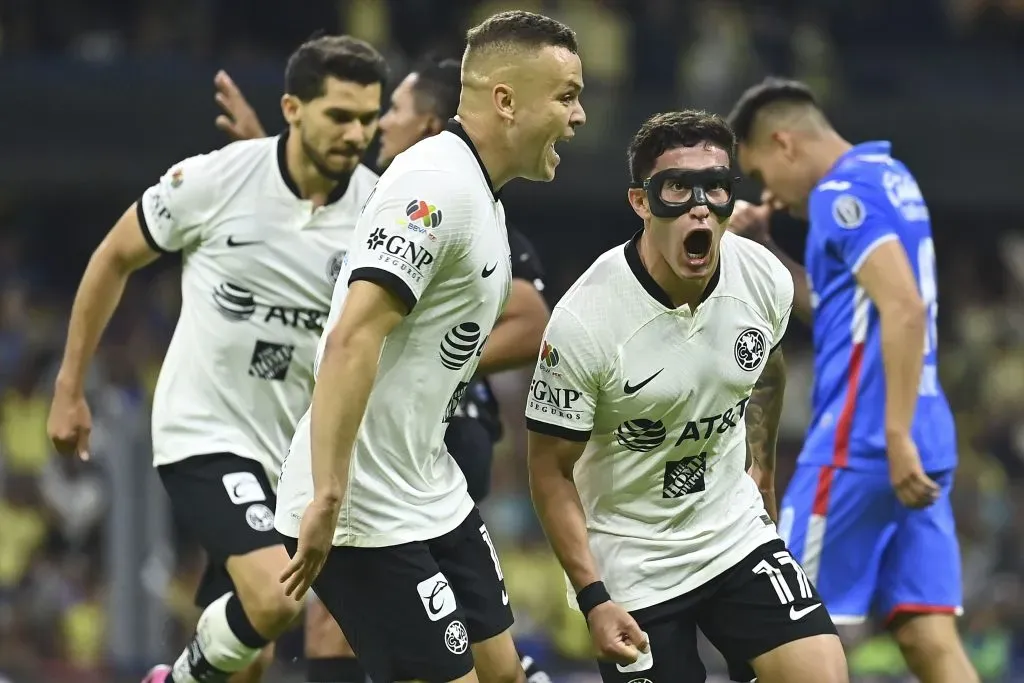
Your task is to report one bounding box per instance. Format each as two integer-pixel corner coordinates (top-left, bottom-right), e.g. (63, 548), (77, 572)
(138, 132), (378, 487)
(526, 230), (794, 611)
(275, 121), (513, 547)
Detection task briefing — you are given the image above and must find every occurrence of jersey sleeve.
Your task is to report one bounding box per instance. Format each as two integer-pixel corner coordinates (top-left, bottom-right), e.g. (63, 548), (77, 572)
(348, 170), (472, 313)
(812, 179), (899, 275)
(508, 227), (546, 292)
(525, 308), (603, 442)
(770, 259), (794, 350)
(137, 153), (219, 253)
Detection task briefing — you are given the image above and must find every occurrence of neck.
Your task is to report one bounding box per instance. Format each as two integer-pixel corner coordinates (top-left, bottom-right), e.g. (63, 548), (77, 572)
(638, 230), (718, 309)
(456, 110), (515, 191)
(285, 128), (341, 206)
(807, 130), (854, 186)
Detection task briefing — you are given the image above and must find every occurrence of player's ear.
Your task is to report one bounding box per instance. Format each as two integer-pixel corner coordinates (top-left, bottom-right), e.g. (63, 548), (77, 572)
(771, 130), (797, 160)
(627, 187), (651, 220)
(492, 83), (515, 123)
(281, 94), (302, 126)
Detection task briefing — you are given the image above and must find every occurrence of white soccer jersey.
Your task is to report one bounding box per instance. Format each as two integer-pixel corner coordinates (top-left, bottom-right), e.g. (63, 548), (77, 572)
(138, 133), (378, 486)
(275, 121), (512, 548)
(526, 230), (794, 612)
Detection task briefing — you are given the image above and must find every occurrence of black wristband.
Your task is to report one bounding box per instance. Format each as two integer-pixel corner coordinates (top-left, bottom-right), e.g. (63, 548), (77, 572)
(576, 581), (611, 618)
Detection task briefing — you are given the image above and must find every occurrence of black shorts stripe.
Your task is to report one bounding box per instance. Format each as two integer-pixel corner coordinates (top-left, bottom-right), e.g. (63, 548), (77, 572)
(349, 267), (417, 314)
(526, 418), (591, 442)
(135, 198), (173, 255)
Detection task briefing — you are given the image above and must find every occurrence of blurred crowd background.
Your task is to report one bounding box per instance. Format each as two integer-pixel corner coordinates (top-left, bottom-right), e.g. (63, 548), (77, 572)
(1, 0), (1024, 681)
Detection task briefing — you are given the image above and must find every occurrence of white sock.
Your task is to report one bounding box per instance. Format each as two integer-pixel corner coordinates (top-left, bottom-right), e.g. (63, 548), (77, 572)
(170, 593), (263, 682)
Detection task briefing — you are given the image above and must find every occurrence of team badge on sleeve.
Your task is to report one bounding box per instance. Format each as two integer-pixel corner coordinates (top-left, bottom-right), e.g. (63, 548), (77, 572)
(831, 194), (866, 229)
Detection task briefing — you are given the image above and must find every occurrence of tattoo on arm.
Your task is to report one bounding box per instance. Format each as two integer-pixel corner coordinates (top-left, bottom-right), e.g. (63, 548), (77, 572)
(746, 347), (787, 473)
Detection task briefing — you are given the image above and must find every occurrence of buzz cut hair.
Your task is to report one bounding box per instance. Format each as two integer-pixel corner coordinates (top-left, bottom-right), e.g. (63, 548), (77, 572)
(464, 10), (578, 60)
(627, 110), (736, 185)
(410, 56), (462, 120)
(727, 77), (821, 143)
(284, 34), (389, 102)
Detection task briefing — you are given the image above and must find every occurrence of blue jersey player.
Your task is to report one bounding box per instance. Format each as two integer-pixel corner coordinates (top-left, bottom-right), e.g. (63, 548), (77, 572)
(726, 78), (978, 683)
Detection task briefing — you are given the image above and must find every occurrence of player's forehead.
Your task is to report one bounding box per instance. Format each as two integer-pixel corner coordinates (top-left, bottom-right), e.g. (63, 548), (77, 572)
(531, 45), (583, 94)
(650, 143), (730, 176)
(315, 76), (382, 114)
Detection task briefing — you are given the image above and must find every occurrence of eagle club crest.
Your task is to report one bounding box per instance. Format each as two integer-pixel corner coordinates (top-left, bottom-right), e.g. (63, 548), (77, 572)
(734, 328), (767, 371)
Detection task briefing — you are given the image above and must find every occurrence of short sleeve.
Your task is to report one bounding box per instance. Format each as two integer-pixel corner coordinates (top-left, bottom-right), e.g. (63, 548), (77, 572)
(525, 308), (603, 442)
(812, 179), (899, 275)
(771, 260), (794, 350)
(348, 170), (472, 313)
(137, 153), (218, 253)
(508, 227), (546, 292)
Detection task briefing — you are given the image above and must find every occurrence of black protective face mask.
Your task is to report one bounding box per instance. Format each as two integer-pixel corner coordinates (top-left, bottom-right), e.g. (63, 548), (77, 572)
(630, 166), (739, 219)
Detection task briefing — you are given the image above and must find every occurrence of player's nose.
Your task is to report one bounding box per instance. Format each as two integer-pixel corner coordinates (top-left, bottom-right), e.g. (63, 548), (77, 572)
(571, 102), (586, 128)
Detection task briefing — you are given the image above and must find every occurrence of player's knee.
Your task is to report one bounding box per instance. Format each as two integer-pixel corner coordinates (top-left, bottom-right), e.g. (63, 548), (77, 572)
(245, 587), (303, 635)
(890, 612), (964, 662)
(305, 599), (354, 657)
(227, 546), (304, 635)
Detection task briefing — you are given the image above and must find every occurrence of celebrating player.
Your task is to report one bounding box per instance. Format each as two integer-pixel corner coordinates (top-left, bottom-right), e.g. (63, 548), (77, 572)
(214, 54), (552, 683)
(47, 36), (386, 683)
(727, 78), (978, 683)
(274, 11), (584, 683)
(526, 110), (847, 683)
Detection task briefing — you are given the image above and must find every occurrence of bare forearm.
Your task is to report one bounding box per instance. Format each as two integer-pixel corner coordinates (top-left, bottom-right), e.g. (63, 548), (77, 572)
(764, 239), (812, 325)
(880, 304), (926, 438)
(56, 253), (133, 392)
(745, 350), (786, 519)
(310, 339), (381, 504)
(477, 315), (545, 375)
(529, 465), (600, 591)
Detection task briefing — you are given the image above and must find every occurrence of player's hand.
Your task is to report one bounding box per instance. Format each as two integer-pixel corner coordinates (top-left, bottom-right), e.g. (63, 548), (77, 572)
(728, 190), (777, 244)
(214, 70), (267, 141)
(586, 601), (649, 665)
(47, 385), (93, 461)
(887, 433), (940, 509)
(280, 498), (339, 600)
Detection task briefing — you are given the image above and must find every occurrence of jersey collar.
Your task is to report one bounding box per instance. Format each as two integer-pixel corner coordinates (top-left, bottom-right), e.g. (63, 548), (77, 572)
(275, 129), (351, 205)
(624, 230), (720, 310)
(445, 118), (501, 201)
(828, 140), (892, 176)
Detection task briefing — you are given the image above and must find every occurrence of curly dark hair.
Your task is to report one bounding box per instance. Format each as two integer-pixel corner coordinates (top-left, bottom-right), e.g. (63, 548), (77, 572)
(627, 110), (736, 184)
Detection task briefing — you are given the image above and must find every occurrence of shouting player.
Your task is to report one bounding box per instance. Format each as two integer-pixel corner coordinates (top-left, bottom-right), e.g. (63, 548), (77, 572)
(47, 36), (386, 683)
(274, 11), (584, 683)
(214, 54), (552, 683)
(526, 111), (848, 683)
(727, 78), (978, 683)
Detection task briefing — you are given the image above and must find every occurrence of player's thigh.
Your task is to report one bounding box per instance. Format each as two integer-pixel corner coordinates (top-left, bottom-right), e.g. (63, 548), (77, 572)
(698, 539), (840, 683)
(304, 593), (356, 658)
(595, 605), (705, 683)
(876, 469), (963, 626)
(780, 464), (896, 624)
(158, 453), (283, 605)
(432, 508), (514, 645)
(749, 634), (848, 683)
(469, 629), (523, 683)
(283, 537), (474, 683)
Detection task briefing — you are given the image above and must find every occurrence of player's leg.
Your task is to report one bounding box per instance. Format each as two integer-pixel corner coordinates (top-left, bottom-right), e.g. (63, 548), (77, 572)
(284, 536), (477, 683)
(594, 597), (706, 683)
(877, 470), (978, 683)
(153, 454), (303, 683)
(303, 595), (366, 683)
(698, 539), (847, 683)
(779, 464), (895, 630)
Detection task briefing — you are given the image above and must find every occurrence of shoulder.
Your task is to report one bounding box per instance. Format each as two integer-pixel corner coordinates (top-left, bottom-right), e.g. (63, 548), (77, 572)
(156, 137), (275, 201)
(720, 232), (793, 314)
(551, 243), (630, 333)
(809, 157), (899, 231)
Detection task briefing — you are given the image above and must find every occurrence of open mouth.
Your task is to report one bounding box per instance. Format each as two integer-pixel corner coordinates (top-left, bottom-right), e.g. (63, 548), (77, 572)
(683, 229), (713, 262)
(550, 134), (573, 158)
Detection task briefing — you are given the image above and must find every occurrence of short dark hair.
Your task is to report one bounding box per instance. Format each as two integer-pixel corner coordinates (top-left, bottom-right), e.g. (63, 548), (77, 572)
(284, 34), (389, 102)
(627, 110), (736, 184)
(727, 77), (818, 143)
(465, 10), (578, 57)
(410, 56), (461, 120)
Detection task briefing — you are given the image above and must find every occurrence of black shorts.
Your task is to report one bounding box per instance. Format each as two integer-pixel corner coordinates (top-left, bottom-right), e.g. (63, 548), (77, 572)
(283, 507), (514, 683)
(159, 453), (282, 607)
(597, 539), (837, 683)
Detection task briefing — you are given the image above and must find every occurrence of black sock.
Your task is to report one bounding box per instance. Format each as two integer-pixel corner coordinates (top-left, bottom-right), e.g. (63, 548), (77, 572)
(307, 656), (365, 683)
(224, 593), (270, 649)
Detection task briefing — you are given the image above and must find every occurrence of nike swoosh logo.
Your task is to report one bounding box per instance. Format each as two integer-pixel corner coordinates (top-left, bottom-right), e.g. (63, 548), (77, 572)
(227, 236), (262, 247)
(789, 603), (822, 620)
(481, 262), (498, 278)
(623, 368), (664, 395)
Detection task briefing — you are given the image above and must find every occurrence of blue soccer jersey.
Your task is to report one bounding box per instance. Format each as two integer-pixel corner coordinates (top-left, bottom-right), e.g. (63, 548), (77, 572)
(798, 141), (957, 473)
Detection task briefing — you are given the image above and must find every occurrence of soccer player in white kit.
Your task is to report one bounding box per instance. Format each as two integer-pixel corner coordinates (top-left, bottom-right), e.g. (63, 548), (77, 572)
(526, 111), (849, 683)
(273, 11), (585, 683)
(46, 36), (386, 683)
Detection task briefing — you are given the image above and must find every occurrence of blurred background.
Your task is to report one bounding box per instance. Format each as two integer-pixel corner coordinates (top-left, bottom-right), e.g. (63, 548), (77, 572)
(1, 0), (1023, 681)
